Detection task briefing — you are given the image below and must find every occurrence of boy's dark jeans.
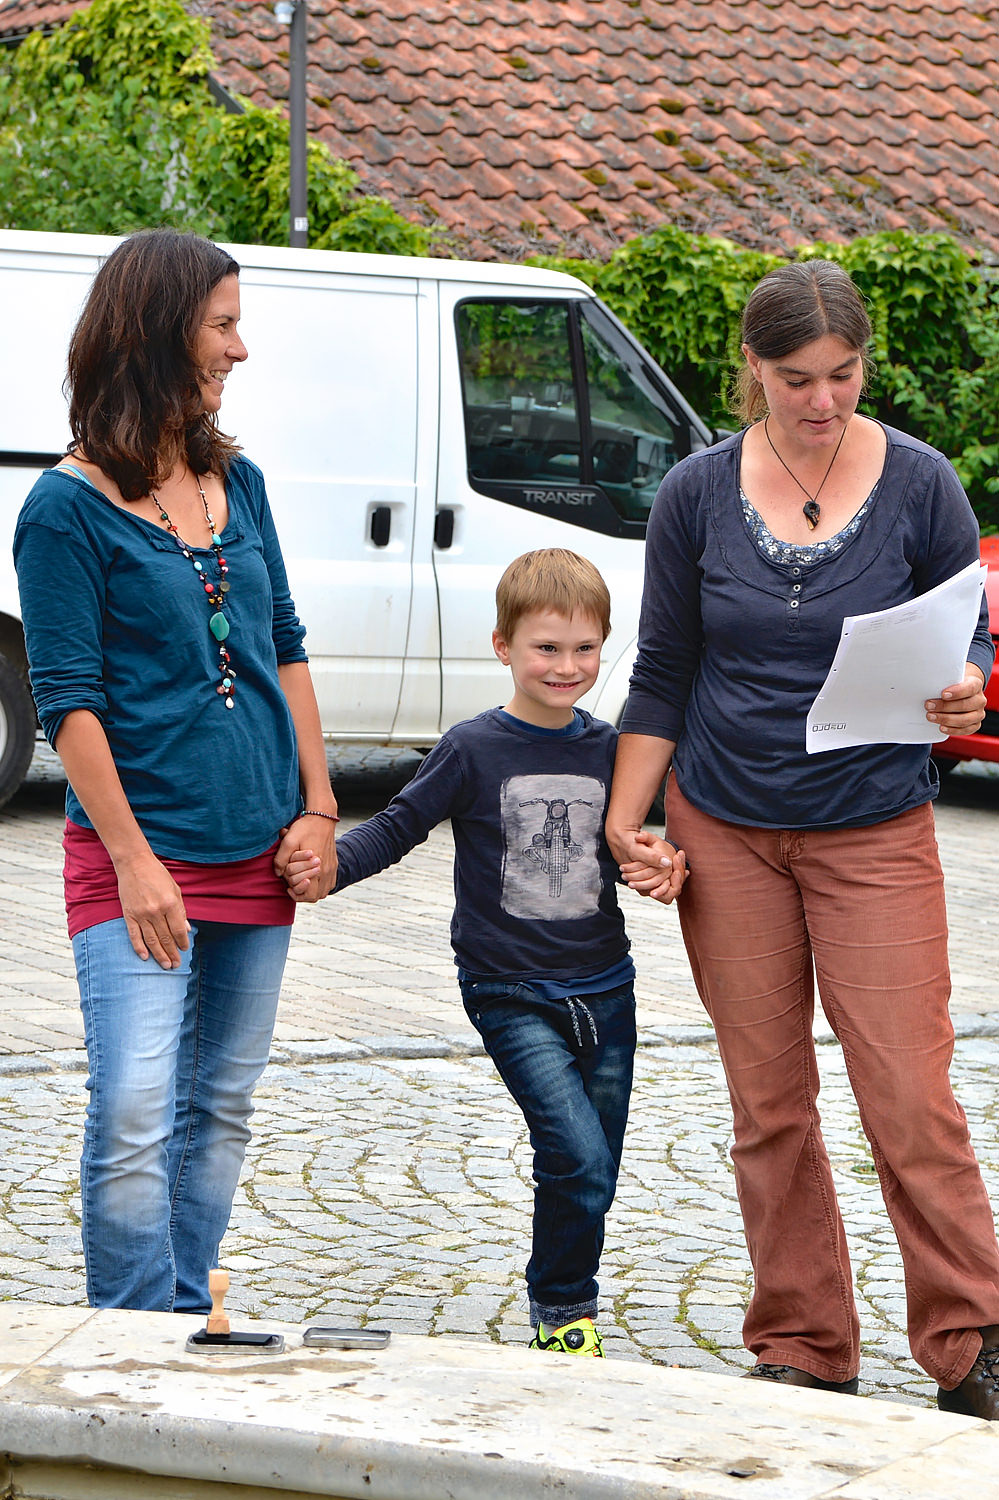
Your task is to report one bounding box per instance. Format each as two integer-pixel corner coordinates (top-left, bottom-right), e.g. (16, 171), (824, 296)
(460, 977), (636, 1331)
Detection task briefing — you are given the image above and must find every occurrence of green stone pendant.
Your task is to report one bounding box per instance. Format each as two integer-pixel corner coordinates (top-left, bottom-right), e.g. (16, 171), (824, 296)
(209, 611), (230, 641)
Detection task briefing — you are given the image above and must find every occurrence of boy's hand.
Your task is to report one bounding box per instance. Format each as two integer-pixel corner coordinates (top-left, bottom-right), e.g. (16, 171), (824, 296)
(273, 817), (338, 902)
(620, 830), (689, 905)
(280, 845), (323, 900)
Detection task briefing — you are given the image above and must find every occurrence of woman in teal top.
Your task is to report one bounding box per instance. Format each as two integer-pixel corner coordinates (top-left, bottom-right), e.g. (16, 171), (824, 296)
(14, 229), (338, 1312)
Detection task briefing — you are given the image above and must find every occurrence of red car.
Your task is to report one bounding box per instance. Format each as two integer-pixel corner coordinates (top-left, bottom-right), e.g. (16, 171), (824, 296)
(932, 535), (999, 772)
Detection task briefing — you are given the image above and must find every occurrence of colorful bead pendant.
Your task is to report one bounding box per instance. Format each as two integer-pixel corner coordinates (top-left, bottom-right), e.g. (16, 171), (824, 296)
(154, 477), (236, 710)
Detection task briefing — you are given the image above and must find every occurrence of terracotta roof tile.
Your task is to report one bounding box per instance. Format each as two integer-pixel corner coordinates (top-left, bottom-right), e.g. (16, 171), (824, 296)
(2, 0), (997, 261)
(970, 200), (999, 241)
(930, 170), (980, 209)
(542, 45), (593, 83)
(0, 0), (84, 27)
(936, 109), (990, 150)
(535, 195), (590, 232)
(936, 132), (996, 177)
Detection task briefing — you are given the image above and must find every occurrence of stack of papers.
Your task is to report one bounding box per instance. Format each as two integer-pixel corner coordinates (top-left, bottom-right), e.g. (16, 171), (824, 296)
(806, 560), (988, 753)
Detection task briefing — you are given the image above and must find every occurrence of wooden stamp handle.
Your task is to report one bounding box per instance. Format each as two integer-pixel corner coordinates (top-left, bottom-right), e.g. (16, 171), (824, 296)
(206, 1268), (230, 1335)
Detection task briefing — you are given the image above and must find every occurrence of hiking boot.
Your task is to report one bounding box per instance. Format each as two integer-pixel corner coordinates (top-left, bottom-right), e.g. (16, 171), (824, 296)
(938, 1330), (999, 1420)
(745, 1362), (859, 1394)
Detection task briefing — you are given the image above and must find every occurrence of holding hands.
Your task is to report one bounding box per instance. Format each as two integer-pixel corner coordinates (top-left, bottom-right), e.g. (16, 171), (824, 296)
(273, 812), (339, 902)
(618, 828), (689, 905)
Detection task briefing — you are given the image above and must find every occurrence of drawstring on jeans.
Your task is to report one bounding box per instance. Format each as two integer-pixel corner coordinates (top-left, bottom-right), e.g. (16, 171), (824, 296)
(566, 996), (598, 1048)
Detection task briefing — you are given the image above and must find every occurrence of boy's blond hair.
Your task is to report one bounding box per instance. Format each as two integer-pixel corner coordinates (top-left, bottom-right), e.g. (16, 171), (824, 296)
(495, 549), (611, 644)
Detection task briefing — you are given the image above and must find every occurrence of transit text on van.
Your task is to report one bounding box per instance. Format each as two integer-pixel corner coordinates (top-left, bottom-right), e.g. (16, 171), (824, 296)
(523, 488), (597, 507)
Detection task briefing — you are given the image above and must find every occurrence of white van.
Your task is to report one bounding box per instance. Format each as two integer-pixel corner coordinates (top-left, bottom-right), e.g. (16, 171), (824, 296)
(0, 229), (714, 805)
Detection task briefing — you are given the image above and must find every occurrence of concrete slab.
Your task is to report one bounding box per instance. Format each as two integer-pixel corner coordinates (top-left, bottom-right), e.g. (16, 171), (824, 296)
(0, 1302), (94, 1390)
(0, 1303), (994, 1499)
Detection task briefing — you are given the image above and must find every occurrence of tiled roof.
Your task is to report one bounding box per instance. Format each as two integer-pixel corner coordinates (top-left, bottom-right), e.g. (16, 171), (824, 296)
(2, 0), (998, 261)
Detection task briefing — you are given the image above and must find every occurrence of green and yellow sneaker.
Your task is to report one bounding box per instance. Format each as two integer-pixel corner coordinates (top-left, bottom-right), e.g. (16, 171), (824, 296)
(530, 1316), (604, 1357)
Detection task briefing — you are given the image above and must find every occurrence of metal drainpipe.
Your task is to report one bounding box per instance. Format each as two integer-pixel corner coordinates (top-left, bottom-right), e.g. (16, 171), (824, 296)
(276, 0), (308, 248)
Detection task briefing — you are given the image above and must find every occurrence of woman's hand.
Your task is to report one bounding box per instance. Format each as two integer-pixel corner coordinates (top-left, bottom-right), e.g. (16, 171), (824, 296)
(50, 712), (190, 967)
(926, 664), (987, 737)
(619, 829), (689, 905)
(115, 852), (190, 968)
(273, 814), (338, 902)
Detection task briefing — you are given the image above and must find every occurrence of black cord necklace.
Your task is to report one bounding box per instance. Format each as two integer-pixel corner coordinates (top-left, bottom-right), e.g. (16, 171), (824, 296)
(763, 417), (849, 530)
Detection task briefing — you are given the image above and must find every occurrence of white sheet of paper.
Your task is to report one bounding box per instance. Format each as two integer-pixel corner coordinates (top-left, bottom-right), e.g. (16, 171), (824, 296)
(806, 560), (988, 753)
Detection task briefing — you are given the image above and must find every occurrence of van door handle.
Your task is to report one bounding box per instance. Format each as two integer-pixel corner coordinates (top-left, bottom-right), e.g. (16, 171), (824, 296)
(434, 508), (455, 549)
(370, 506), (391, 547)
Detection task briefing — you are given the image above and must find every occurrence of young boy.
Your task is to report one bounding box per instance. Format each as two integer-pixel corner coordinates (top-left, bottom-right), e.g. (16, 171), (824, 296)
(291, 549), (680, 1355)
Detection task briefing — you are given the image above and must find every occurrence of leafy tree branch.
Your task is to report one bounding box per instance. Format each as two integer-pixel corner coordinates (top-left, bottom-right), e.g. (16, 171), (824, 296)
(0, 0), (435, 254)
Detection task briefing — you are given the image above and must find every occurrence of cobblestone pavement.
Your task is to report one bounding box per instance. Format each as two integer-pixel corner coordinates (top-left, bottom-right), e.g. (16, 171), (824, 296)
(3, 1032), (999, 1413)
(4, 742), (999, 1057)
(1, 743), (999, 1414)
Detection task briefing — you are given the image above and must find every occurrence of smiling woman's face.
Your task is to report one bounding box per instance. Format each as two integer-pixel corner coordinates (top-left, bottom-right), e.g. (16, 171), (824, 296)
(194, 274), (247, 413)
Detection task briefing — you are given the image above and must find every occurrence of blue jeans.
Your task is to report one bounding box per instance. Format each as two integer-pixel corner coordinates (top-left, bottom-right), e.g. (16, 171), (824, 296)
(72, 917), (290, 1312)
(460, 978), (636, 1329)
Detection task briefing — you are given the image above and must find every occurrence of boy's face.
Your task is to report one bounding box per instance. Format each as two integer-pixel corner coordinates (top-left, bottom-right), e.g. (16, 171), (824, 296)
(492, 608), (603, 728)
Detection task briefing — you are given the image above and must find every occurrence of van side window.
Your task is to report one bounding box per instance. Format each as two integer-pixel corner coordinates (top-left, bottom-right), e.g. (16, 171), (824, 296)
(578, 302), (683, 523)
(455, 297), (696, 538)
(456, 302), (581, 486)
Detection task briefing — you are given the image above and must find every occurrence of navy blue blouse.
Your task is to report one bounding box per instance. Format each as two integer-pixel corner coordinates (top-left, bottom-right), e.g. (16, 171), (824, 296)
(622, 425), (994, 830)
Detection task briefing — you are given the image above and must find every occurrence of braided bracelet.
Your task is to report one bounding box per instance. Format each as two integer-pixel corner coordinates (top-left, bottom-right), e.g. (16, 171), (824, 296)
(299, 809), (340, 823)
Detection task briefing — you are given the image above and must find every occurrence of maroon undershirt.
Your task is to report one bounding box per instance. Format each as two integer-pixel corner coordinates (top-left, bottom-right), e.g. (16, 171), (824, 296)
(62, 820), (295, 939)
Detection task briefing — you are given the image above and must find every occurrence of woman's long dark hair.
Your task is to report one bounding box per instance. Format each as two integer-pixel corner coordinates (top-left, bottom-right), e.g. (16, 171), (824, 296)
(67, 228), (242, 500)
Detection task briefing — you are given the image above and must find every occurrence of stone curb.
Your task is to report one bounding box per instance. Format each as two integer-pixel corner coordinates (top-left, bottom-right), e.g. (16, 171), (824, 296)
(2, 1302), (998, 1500)
(2, 1012), (996, 1077)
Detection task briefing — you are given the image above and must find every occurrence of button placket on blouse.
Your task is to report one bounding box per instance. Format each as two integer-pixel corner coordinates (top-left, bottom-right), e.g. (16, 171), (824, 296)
(787, 566), (803, 631)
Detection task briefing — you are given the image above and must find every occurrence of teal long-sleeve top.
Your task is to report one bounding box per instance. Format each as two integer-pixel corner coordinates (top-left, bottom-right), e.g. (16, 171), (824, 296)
(14, 455), (307, 861)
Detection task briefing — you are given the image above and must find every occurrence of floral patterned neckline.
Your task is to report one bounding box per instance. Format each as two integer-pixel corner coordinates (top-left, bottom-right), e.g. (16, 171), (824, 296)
(739, 487), (876, 566)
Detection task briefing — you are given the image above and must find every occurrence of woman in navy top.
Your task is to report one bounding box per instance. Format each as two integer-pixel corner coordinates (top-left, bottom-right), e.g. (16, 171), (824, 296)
(14, 229), (338, 1313)
(606, 260), (999, 1419)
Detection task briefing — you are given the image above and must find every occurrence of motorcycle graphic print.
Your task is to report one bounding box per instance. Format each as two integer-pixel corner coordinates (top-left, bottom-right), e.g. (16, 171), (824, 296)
(499, 774), (604, 920)
(520, 795), (593, 898)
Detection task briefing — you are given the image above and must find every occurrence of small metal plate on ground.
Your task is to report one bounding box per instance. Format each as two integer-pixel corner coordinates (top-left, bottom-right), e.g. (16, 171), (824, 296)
(186, 1329), (285, 1354)
(303, 1326), (391, 1349)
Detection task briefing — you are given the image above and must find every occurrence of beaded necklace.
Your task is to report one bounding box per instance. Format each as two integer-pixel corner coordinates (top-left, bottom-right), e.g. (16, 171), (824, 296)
(153, 477), (236, 710)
